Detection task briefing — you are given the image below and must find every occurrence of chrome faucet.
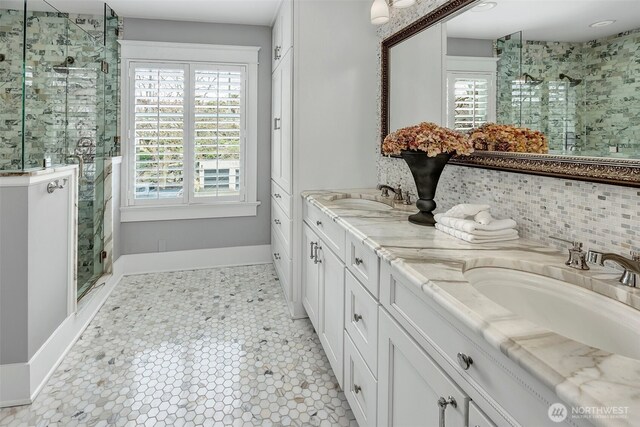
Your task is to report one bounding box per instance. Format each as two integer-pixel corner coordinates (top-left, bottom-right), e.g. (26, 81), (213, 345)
(550, 236), (589, 270)
(377, 184), (403, 201)
(587, 250), (640, 287)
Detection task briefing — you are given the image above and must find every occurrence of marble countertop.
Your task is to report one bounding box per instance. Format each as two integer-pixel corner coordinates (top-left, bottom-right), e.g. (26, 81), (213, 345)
(303, 188), (640, 427)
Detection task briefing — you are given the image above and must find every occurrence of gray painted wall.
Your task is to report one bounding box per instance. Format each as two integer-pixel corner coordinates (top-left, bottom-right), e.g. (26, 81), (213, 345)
(120, 19), (272, 255)
(448, 37), (494, 57)
(0, 180), (70, 363)
(0, 187), (29, 363)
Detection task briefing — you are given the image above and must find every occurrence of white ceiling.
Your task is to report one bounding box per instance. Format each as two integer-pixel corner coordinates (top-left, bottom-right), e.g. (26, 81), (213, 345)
(447, 0), (640, 42)
(39, 0), (282, 26)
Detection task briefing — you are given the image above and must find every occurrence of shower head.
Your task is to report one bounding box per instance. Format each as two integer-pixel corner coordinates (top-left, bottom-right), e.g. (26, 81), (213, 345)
(559, 73), (582, 87)
(53, 56), (75, 74)
(520, 72), (544, 86)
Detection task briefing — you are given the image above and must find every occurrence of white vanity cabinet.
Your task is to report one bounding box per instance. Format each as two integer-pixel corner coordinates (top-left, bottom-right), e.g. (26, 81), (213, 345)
(301, 221), (346, 387)
(378, 309), (469, 427)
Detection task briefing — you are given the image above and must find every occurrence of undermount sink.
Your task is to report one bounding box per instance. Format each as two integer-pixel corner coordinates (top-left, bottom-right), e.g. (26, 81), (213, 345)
(464, 267), (640, 360)
(331, 198), (393, 210)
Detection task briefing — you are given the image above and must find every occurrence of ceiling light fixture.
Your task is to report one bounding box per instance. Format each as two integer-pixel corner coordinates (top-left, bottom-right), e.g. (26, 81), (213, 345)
(471, 2), (497, 12)
(392, 0), (417, 9)
(589, 20), (616, 28)
(370, 0), (418, 25)
(371, 0), (390, 25)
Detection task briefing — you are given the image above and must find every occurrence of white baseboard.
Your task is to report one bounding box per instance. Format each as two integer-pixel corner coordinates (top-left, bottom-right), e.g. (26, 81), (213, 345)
(0, 259), (124, 408)
(0, 245), (272, 408)
(119, 244), (272, 275)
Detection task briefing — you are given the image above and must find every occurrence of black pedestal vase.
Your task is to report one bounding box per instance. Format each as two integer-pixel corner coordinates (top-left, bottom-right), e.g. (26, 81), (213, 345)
(400, 151), (452, 226)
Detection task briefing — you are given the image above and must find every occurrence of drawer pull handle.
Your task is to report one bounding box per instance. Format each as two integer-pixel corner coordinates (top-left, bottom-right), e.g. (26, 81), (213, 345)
(274, 117), (281, 130)
(354, 384), (362, 394)
(353, 313), (363, 322)
(274, 219), (281, 225)
(457, 352), (473, 370)
(313, 244), (322, 264)
(274, 193), (281, 199)
(354, 257), (364, 266)
(437, 396), (457, 427)
(310, 242), (316, 259)
(316, 220), (322, 227)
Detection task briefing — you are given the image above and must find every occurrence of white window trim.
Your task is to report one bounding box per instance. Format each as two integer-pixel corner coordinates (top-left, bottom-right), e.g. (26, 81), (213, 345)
(119, 40), (261, 222)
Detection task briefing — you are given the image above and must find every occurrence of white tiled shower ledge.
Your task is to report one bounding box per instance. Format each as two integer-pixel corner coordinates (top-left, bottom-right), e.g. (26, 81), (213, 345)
(303, 188), (640, 427)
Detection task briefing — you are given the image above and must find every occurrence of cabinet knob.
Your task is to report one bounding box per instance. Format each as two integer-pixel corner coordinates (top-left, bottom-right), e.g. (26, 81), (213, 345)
(353, 384), (362, 394)
(316, 220), (322, 227)
(273, 253), (280, 260)
(457, 352), (473, 370)
(274, 219), (281, 225)
(353, 313), (363, 322)
(354, 257), (364, 266)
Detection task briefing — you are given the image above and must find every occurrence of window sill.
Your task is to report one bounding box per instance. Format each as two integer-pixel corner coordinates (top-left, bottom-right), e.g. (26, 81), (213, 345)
(120, 201), (261, 223)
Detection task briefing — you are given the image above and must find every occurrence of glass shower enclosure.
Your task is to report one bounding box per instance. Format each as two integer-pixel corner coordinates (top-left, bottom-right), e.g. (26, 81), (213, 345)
(0, 0), (120, 299)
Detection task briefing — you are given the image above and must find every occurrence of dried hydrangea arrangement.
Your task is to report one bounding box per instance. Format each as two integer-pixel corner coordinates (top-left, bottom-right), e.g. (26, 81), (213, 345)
(468, 123), (549, 154)
(382, 122), (475, 157)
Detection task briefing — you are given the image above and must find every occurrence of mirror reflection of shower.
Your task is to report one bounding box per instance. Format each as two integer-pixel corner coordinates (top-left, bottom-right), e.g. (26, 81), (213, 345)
(518, 72), (544, 86)
(559, 73), (582, 87)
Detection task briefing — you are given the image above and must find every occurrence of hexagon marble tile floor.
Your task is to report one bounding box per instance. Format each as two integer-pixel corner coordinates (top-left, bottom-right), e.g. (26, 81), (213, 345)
(0, 264), (357, 427)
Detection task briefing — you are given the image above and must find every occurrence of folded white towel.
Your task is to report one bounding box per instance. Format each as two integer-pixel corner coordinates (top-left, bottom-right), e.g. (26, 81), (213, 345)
(474, 210), (493, 225)
(435, 223), (520, 243)
(442, 204), (491, 219)
(434, 214), (518, 232)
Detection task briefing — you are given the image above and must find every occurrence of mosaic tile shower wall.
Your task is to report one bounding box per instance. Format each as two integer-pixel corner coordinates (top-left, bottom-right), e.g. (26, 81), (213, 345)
(496, 29), (640, 157)
(376, 0), (640, 256)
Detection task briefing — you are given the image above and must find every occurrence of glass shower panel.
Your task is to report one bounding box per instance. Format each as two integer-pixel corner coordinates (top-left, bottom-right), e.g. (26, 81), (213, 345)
(65, 17), (106, 299)
(24, 0), (72, 169)
(495, 31), (523, 126)
(105, 5), (120, 157)
(0, 0), (25, 171)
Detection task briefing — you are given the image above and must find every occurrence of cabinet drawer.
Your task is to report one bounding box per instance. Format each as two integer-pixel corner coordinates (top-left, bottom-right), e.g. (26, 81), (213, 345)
(345, 271), (379, 375)
(304, 201), (345, 260)
(346, 232), (380, 298)
(271, 202), (291, 257)
(344, 334), (377, 427)
(470, 402), (497, 427)
(271, 180), (291, 218)
(271, 227), (292, 299)
(380, 261), (562, 427)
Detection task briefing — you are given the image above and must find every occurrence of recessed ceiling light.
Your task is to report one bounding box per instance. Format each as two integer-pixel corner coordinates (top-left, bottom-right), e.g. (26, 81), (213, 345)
(471, 2), (497, 12)
(589, 20), (616, 28)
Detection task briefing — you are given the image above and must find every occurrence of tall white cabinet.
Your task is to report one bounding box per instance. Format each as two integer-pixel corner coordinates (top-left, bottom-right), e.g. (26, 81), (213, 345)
(270, 0), (378, 318)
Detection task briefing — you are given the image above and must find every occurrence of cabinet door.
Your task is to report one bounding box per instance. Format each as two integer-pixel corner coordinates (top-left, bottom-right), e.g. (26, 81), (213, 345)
(271, 65), (282, 183)
(280, 0), (293, 57)
(302, 224), (320, 330)
(278, 52), (292, 192)
(469, 402), (497, 427)
(271, 12), (282, 72)
(318, 243), (345, 387)
(378, 310), (468, 427)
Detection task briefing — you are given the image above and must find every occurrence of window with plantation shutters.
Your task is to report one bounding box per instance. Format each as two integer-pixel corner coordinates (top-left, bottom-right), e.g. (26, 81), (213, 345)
(133, 65), (186, 202)
(128, 62), (247, 206)
(193, 66), (244, 200)
(121, 42), (259, 222)
(447, 72), (495, 132)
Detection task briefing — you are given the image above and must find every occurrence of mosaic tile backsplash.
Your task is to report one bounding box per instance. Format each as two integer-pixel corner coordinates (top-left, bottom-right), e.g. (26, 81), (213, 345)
(376, 0), (640, 256)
